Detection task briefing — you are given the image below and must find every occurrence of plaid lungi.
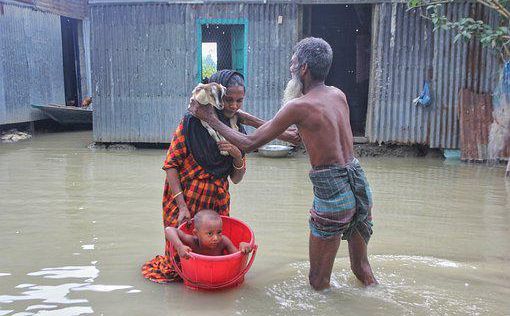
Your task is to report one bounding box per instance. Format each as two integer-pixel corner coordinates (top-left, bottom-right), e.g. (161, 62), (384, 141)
(308, 158), (373, 244)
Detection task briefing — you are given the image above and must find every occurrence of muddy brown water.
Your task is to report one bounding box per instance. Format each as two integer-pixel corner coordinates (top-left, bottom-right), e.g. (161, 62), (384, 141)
(0, 131), (509, 316)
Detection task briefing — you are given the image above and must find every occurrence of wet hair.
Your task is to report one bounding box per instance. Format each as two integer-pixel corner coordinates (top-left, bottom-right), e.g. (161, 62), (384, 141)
(194, 209), (222, 230)
(204, 69), (245, 91)
(293, 37), (333, 81)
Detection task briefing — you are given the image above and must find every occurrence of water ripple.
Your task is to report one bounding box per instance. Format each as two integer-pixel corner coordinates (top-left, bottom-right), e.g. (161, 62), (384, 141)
(265, 256), (488, 315)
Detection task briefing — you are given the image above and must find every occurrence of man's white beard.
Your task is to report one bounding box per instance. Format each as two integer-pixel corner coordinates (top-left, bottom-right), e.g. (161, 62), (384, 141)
(282, 74), (303, 106)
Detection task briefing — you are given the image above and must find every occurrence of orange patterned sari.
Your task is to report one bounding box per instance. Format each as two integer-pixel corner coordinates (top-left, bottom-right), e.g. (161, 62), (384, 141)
(141, 120), (231, 283)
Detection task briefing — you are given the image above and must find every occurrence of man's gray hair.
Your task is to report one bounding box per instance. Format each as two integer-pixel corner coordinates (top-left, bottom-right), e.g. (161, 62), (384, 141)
(294, 37), (333, 81)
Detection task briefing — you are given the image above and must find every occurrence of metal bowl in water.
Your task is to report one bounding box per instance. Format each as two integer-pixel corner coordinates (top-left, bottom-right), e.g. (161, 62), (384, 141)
(257, 144), (294, 158)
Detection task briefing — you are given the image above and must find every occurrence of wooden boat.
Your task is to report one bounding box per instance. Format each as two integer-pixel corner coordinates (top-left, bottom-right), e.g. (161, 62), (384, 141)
(31, 104), (92, 125)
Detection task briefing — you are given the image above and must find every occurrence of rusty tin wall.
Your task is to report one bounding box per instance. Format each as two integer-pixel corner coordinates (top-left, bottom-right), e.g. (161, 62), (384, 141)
(367, 3), (500, 148)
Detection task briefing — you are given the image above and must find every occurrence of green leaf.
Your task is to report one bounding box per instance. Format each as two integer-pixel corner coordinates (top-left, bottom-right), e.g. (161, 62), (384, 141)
(413, 0), (508, 54)
(408, 0), (422, 8)
(426, 5), (436, 11)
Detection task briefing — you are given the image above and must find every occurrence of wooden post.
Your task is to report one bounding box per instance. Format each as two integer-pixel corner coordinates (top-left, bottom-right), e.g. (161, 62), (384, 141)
(506, 160), (510, 177)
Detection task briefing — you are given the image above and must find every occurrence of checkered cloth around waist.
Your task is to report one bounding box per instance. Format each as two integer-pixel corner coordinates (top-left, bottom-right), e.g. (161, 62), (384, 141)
(309, 158), (373, 242)
(309, 158), (364, 200)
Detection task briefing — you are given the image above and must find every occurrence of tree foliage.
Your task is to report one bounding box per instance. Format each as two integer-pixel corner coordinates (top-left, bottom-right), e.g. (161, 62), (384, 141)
(202, 54), (217, 80)
(407, 0), (510, 60)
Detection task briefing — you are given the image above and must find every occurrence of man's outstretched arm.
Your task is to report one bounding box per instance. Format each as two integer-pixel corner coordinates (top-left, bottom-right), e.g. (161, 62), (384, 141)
(236, 110), (265, 128)
(237, 110), (300, 145)
(189, 100), (301, 153)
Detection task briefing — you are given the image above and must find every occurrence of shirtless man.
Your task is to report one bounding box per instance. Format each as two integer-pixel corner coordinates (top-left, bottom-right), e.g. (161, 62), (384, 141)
(189, 37), (377, 290)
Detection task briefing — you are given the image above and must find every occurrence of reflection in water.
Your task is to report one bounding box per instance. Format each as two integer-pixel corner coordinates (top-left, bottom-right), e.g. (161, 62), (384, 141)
(26, 305), (58, 311)
(27, 266), (99, 280)
(1, 131), (509, 315)
(0, 265), (136, 315)
(1, 283), (90, 305)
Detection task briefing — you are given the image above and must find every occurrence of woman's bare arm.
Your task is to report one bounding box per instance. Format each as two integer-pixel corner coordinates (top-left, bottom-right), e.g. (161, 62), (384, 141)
(165, 168), (190, 224)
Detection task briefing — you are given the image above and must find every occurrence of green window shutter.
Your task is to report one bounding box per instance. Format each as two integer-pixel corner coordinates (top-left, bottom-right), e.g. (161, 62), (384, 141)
(231, 25), (244, 76)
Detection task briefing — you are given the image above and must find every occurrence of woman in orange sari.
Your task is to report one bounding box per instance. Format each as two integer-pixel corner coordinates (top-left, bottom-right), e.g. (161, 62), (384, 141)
(142, 70), (249, 283)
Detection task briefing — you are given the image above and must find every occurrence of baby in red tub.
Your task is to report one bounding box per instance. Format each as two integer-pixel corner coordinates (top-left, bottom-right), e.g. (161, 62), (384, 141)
(165, 209), (252, 258)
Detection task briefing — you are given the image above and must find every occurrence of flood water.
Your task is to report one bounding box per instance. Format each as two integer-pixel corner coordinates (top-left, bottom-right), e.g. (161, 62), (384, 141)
(1, 131), (509, 316)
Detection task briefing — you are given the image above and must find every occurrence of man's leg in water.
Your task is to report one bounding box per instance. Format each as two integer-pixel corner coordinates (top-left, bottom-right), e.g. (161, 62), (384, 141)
(348, 229), (377, 286)
(308, 233), (340, 291)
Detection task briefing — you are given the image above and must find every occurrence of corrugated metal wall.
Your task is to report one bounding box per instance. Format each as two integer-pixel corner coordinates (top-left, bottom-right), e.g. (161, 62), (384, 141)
(35, 0), (88, 19)
(0, 3), (65, 125)
(92, 1), (499, 146)
(89, 0), (397, 4)
(367, 3), (500, 148)
(1, 0), (88, 19)
(90, 3), (298, 143)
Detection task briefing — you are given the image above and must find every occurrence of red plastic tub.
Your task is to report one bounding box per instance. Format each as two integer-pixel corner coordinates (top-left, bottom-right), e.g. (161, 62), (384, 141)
(169, 216), (257, 290)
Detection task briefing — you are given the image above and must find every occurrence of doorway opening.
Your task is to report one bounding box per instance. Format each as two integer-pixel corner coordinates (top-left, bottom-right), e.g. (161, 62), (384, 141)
(303, 4), (372, 136)
(61, 16), (82, 107)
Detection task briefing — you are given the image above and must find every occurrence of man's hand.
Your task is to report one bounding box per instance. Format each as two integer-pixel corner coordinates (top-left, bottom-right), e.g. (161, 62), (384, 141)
(239, 242), (252, 254)
(188, 98), (217, 123)
(217, 140), (242, 160)
(177, 244), (192, 259)
(281, 128), (301, 145)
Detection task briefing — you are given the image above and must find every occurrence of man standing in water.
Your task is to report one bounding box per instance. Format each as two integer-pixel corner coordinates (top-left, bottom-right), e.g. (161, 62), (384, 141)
(189, 37), (377, 290)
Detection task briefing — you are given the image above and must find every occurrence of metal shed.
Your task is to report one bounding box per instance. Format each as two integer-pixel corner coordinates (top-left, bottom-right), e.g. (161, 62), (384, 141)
(90, 1), (299, 142)
(367, 2), (499, 149)
(0, 0), (90, 126)
(87, 1), (499, 148)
